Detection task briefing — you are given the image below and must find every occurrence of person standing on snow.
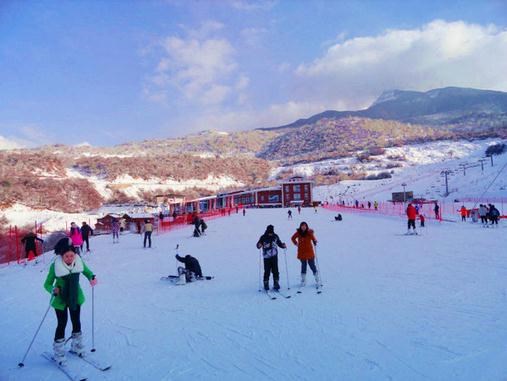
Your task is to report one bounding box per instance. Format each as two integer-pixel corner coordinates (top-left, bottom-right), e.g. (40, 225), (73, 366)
(21, 231), (44, 259)
(406, 203), (417, 234)
(44, 238), (97, 365)
(434, 202), (440, 220)
(80, 222), (93, 252)
(69, 222), (83, 255)
(256, 225), (286, 291)
(291, 222), (319, 287)
(143, 219), (153, 248)
(112, 218), (120, 243)
(460, 205), (467, 222)
(287, 210), (292, 219)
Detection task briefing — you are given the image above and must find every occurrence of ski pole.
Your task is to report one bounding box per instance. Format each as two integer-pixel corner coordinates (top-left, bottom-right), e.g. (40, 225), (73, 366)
(314, 244), (323, 287)
(91, 286), (96, 352)
(258, 249), (262, 292)
(18, 296), (54, 367)
(283, 248), (291, 290)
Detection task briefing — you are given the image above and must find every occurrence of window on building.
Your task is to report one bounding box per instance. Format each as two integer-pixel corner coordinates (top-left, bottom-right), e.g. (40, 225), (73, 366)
(294, 185), (301, 192)
(293, 193), (301, 200)
(284, 185), (289, 192)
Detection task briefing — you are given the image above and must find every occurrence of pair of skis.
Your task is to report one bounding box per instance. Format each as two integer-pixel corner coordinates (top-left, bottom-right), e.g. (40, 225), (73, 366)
(296, 284), (323, 295)
(42, 350), (111, 381)
(263, 289), (291, 300)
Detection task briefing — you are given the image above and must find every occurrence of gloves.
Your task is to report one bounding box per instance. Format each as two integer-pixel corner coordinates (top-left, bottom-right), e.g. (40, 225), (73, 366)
(90, 277), (98, 287)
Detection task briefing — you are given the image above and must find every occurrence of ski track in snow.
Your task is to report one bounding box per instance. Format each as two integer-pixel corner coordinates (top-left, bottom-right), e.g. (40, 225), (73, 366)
(1, 208), (507, 381)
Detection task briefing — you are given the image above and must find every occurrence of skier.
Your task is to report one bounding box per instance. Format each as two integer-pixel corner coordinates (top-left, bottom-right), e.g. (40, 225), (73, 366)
(460, 205), (467, 222)
(143, 219), (153, 248)
(368, 201), (371, 209)
(287, 210), (292, 219)
(297, 205), (301, 214)
(175, 254), (203, 284)
(69, 222), (83, 255)
(479, 204), (488, 224)
(242, 208), (246, 216)
(489, 204), (500, 226)
(80, 222), (93, 252)
(334, 214), (342, 221)
(419, 214), (425, 227)
(43, 237), (97, 365)
(374, 201), (378, 210)
(291, 222), (319, 287)
(406, 203), (417, 234)
(192, 215), (201, 237)
(21, 231), (44, 260)
(256, 225), (286, 291)
(200, 218), (207, 235)
(434, 202), (440, 220)
(112, 218), (120, 243)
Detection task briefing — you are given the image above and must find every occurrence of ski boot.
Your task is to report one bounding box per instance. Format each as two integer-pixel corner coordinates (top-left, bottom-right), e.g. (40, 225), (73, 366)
(263, 280), (269, 291)
(70, 332), (85, 356)
(273, 279), (280, 291)
(299, 273), (306, 287)
(314, 272), (321, 287)
(53, 338), (66, 365)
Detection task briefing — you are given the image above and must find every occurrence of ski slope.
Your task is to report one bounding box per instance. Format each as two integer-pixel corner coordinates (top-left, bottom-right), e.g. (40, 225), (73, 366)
(1, 208), (507, 381)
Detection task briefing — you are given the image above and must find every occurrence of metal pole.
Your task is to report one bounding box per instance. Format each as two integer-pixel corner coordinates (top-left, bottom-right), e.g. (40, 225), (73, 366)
(283, 248), (291, 290)
(91, 286), (96, 352)
(18, 297), (54, 367)
(258, 249), (262, 292)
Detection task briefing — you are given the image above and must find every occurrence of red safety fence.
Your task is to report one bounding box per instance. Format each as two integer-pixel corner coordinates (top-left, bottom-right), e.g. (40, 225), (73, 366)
(158, 207), (237, 233)
(323, 199), (506, 222)
(0, 222), (45, 265)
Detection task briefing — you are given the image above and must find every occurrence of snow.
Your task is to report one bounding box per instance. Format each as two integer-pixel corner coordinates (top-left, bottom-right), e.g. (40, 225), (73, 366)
(0, 135), (25, 150)
(1, 208), (507, 380)
(0, 203), (99, 232)
(314, 139), (507, 204)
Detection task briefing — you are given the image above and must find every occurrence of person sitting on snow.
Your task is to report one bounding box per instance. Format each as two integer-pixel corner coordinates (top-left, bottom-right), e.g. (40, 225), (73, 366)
(175, 254), (203, 284)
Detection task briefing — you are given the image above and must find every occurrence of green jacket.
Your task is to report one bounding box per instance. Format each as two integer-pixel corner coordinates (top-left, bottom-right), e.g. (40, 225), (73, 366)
(43, 256), (94, 310)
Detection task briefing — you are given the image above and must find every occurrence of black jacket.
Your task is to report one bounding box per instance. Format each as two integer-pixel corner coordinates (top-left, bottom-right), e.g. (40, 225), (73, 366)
(81, 224), (93, 238)
(256, 233), (285, 258)
(176, 255), (203, 277)
(21, 233), (43, 250)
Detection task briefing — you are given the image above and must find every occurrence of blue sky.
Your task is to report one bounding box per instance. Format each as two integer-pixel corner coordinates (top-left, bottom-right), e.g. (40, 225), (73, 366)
(1, 0), (507, 148)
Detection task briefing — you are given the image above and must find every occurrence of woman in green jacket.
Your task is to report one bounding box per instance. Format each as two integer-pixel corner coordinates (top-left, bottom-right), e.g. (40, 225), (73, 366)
(44, 237), (97, 364)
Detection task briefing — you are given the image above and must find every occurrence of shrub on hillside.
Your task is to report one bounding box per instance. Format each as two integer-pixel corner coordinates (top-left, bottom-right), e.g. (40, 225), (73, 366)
(485, 143), (506, 156)
(364, 172), (392, 180)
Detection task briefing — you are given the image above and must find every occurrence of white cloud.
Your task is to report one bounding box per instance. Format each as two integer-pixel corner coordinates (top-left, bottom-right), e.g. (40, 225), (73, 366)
(240, 27), (268, 46)
(0, 135), (25, 150)
(296, 20), (507, 110)
(145, 22), (249, 106)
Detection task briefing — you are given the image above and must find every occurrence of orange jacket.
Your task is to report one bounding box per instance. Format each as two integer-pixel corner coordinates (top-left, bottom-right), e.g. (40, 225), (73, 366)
(291, 229), (317, 260)
(460, 207), (467, 217)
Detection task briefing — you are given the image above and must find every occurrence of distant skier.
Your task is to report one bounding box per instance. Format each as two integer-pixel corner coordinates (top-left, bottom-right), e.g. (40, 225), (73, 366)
(175, 254), (203, 284)
(460, 205), (467, 222)
(297, 205), (301, 214)
(489, 204), (500, 226)
(434, 202), (440, 220)
(112, 218), (120, 243)
(200, 219), (207, 235)
(287, 210), (292, 219)
(242, 208), (246, 216)
(406, 203), (417, 234)
(21, 231), (44, 259)
(143, 219), (153, 248)
(256, 225), (286, 291)
(374, 201), (378, 210)
(334, 214), (342, 221)
(80, 222), (93, 252)
(192, 215), (201, 237)
(479, 204), (488, 224)
(368, 201), (371, 209)
(419, 214), (425, 227)
(291, 222), (319, 287)
(44, 237), (97, 365)
(69, 222), (83, 255)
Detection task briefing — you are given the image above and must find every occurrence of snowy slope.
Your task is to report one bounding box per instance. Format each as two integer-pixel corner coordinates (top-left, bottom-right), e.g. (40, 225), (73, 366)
(314, 139), (507, 206)
(1, 208), (507, 381)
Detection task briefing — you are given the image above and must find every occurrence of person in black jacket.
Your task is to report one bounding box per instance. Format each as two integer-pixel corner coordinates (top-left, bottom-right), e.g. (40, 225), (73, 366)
(21, 232), (44, 259)
(175, 254), (203, 281)
(80, 222), (93, 252)
(256, 225), (286, 291)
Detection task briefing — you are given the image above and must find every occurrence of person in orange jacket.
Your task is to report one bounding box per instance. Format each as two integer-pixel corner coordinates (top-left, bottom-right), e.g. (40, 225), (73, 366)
(460, 205), (467, 222)
(406, 203), (417, 234)
(291, 222), (319, 287)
